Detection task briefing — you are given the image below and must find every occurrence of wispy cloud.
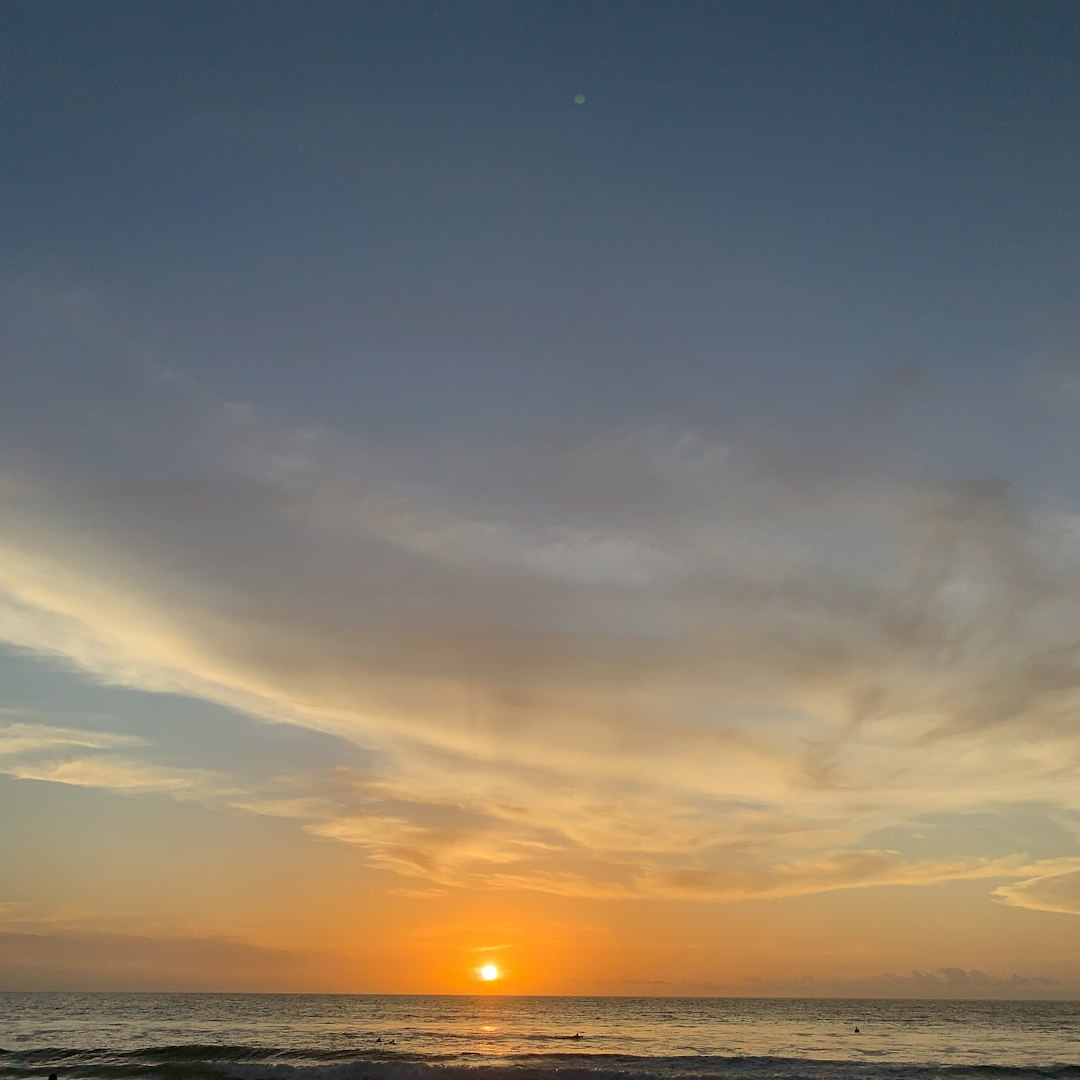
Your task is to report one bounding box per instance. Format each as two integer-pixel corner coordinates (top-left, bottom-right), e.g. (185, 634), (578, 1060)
(993, 860), (1080, 916)
(0, 722), (237, 799)
(4, 304), (1080, 909)
(0, 722), (142, 758)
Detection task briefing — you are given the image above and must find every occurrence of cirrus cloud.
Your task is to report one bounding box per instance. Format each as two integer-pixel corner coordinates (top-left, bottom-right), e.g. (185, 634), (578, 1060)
(3, 301), (1080, 914)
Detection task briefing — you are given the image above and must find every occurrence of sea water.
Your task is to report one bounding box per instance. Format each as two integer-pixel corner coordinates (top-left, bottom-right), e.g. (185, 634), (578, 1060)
(2, 994), (1079, 1080)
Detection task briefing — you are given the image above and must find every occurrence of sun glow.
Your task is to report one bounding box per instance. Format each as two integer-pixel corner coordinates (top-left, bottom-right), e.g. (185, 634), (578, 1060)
(479, 963), (500, 981)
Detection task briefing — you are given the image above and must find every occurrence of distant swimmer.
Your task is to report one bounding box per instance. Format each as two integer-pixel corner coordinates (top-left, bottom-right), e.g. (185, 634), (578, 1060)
(573, 1033), (583, 1040)
(375, 1038), (382, 1043)
(854, 1027), (860, 1034)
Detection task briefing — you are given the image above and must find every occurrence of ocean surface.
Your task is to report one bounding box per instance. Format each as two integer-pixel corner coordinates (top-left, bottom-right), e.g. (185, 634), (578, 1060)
(2, 994), (1079, 1080)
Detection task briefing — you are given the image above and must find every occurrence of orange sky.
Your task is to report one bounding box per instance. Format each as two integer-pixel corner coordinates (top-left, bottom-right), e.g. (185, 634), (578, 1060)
(3, 761), (1079, 995)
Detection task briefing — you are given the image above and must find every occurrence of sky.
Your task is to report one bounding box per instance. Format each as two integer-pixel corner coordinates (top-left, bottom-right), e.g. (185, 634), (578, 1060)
(3, 0), (1080, 996)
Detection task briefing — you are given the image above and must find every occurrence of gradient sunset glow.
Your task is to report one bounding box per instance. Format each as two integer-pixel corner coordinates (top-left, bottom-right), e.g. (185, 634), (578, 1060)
(3, 1), (1080, 998)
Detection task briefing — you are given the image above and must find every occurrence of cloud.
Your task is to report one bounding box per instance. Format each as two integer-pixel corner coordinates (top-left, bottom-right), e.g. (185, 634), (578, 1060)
(0, 722), (238, 798)
(6, 722), (1055, 903)
(8, 755), (238, 796)
(0, 722), (142, 758)
(0, 898), (348, 992)
(5, 304), (1080, 907)
(609, 967), (1080, 999)
(637, 850), (1027, 902)
(740, 966), (1080, 998)
(993, 860), (1080, 916)
(0, 925), (338, 992)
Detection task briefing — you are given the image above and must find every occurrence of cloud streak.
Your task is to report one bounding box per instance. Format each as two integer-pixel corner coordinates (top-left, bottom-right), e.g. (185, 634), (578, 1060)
(6, 721), (1080, 909)
(4, 307), (1080, 912)
(613, 967), (1080, 999)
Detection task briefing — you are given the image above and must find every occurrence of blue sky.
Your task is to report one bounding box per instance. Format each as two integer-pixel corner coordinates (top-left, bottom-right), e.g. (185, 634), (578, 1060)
(3, 1), (1080, 993)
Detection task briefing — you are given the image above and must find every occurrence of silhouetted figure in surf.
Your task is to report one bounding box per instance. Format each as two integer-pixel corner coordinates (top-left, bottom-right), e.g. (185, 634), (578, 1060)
(853, 1027), (860, 1034)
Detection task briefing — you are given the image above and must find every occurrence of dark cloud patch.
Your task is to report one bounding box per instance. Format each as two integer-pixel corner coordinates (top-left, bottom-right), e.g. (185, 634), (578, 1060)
(607, 968), (1079, 999)
(0, 928), (336, 991)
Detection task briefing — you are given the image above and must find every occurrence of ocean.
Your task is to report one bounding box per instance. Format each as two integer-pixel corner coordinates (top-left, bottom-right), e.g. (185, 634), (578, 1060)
(2, 994), (1079, 1080)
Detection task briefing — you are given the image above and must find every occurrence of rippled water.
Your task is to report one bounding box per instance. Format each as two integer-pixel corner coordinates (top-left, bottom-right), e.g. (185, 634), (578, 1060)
(3, 993), (1079, 1080)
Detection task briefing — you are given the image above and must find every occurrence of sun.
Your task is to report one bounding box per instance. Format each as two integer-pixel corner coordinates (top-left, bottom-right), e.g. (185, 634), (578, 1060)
(479, 963), (500, 981)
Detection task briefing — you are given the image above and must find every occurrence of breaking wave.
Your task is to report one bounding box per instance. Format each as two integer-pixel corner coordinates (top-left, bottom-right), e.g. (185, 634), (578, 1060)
(5, 1046), (1080, 1080)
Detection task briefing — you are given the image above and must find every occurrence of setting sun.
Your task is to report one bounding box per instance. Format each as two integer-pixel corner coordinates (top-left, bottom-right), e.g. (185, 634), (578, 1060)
(479, 964), (500, 982)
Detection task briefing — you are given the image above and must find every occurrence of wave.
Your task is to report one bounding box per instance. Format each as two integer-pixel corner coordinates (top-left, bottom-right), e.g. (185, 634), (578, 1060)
(5, 1046), (1080, 1080)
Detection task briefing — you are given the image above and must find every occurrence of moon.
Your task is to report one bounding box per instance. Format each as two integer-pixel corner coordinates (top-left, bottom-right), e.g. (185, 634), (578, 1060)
(574, 93), (586, 105)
